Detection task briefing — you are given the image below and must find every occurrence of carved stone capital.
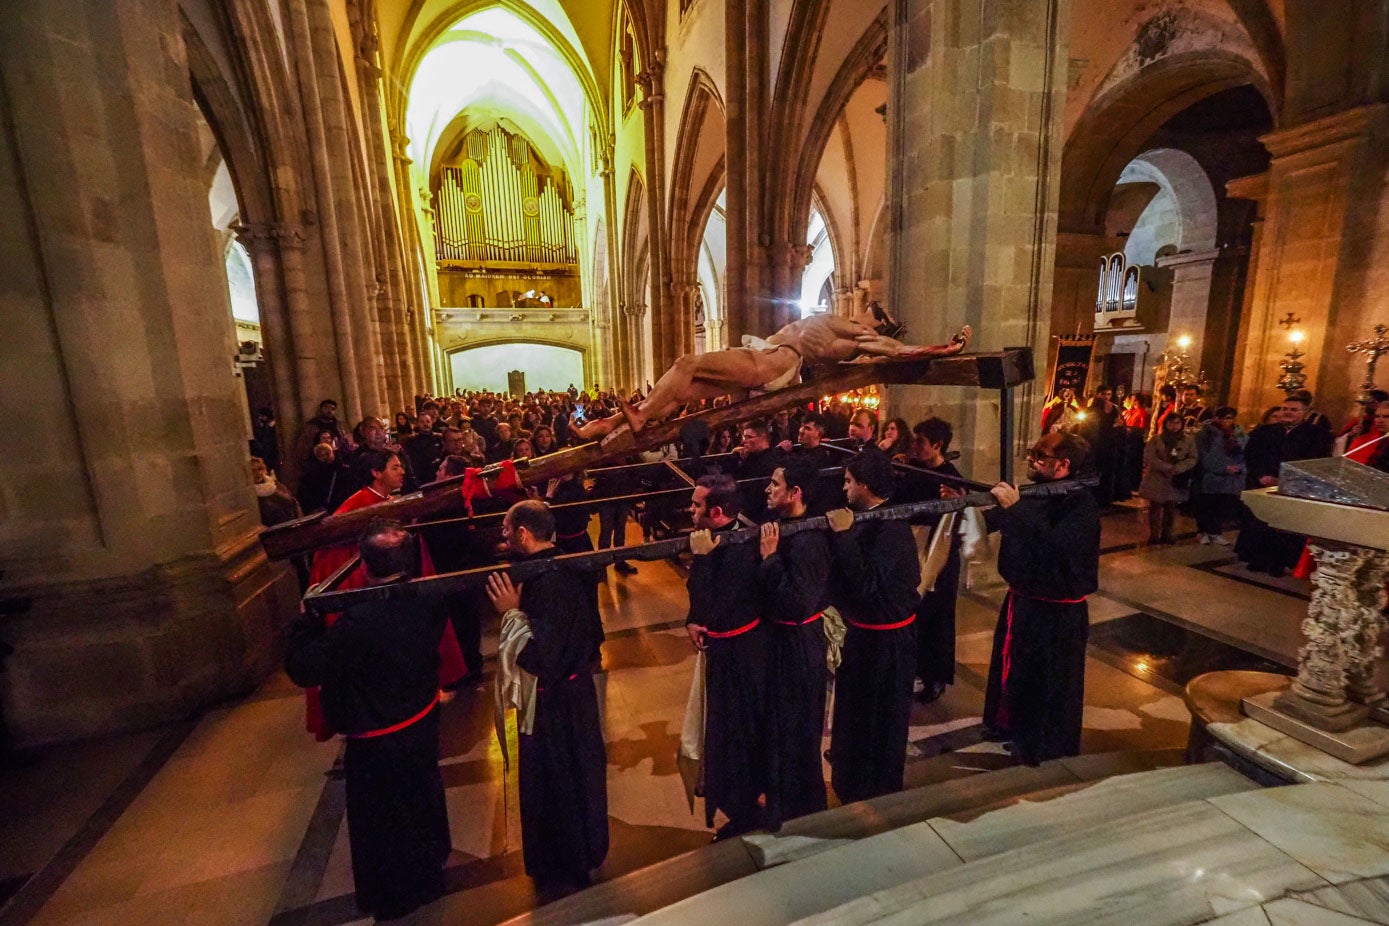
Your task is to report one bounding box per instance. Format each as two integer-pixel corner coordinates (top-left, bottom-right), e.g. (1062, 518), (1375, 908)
(390, 131), (413, 164)
(231, 221), (306, 253)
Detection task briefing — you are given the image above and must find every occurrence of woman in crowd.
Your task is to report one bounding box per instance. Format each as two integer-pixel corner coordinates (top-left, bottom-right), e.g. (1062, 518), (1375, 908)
(532, 426), (557, 457)
(877, 417), (911, 460)
(512, 438), (534, 461)
(1138, 413), (1197, 545)
(393, 411), (414, 440)
(709, 427), (736, 455)
(1193, 407), (1246, 545)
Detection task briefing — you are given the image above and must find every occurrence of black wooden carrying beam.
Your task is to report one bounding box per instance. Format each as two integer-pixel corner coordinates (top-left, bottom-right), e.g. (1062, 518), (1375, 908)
(301, 476), (1089, 615)
(261, 348), (1035, 561)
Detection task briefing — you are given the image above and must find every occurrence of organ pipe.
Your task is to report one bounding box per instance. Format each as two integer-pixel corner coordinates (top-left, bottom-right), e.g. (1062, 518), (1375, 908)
(432, 125), (578, 265)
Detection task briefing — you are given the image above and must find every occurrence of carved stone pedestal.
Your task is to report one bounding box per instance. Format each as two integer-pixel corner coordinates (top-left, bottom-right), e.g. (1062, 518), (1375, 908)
(1242, 539), (1389, 763)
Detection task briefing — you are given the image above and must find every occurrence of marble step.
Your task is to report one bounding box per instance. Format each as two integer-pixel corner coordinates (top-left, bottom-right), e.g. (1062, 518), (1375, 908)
(500, 755), (1156, 926)
(791, 780), (1389, 926)
(625, 763), (1258, 926)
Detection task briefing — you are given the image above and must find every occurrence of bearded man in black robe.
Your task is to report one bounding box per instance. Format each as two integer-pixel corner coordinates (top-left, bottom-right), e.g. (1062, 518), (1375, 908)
(285, 520), (451, 922)
(826, 451), (921, 804)
(686, 474), (769, 839)
(758, 457), (832, 823)
(486, 500), (608, 888)
(983, 431), (1100, 766)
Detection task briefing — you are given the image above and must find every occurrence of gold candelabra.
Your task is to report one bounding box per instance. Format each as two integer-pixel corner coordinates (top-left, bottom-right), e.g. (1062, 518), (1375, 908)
(1278, 328), (1308, 395)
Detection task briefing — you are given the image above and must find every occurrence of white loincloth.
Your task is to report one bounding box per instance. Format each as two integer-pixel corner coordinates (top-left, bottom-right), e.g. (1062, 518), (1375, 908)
(740, 335), (803, 390)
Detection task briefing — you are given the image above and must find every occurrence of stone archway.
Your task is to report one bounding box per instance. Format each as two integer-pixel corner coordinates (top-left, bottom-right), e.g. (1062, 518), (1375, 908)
(618, 170), (650, 390)
(666, 69), (726, 369)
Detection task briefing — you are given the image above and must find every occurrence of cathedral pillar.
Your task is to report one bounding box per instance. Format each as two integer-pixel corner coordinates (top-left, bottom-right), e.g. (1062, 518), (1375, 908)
(887, 0), (1071, 476)
(724, 0), (767, 344)
(0, 0), (300, 743)
(638, 55), (675, 372)
(232, 222), (303, 445)
(390, 130), (436, 396)
(1232, 105), (1389, 421)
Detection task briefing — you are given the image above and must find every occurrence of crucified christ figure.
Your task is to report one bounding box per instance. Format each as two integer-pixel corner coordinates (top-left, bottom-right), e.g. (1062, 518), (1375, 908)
(572, 303), (972, 439)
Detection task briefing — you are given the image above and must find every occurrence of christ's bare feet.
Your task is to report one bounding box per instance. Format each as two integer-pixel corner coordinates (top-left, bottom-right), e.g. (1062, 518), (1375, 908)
(618, 397), (650, 433)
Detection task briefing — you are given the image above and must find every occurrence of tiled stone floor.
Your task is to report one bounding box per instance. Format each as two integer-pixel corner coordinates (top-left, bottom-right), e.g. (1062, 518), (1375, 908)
(0, 504), (1316, 926)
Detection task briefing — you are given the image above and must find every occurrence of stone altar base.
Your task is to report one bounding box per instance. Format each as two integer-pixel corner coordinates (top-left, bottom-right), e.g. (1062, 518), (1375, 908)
(1243, 690), (1389, 764)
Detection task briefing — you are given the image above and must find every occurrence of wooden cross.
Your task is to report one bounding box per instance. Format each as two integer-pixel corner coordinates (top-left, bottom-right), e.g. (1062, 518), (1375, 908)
(1347, 324), (1389, 401)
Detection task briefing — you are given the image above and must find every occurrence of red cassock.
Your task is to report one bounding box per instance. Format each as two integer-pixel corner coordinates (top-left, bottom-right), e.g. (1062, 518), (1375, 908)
(1347, 430), (1386, 466)
(304, 487), (467, 740)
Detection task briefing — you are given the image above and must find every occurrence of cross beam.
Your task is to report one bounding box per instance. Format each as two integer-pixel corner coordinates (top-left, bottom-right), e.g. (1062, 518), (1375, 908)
(302, 474), (1086, 615)
(260, 348), (1033, 561)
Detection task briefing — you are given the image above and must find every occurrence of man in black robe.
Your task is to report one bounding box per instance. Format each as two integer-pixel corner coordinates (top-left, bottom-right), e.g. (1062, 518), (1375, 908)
(901, 418), (964, 703)
(826, 452), (920, 804)
(1236, 394), (1334, 575)
(982, 432), (1100, 766)
(686, 475), (768, 839)
(781, 413), (843, 513)
(759, 457), (832, 823)
(730, 419), (785, 521)
(284, 520), (451, 922)
(485, 500), (608, 888)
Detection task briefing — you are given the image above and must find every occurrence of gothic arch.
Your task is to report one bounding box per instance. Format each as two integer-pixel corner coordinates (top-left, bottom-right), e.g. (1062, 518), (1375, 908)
(664, 68), (726, 367)
(181, 7), (306, 431)
(1120, 148), (1219, 256)
(614, 170), (650, 390)
(779, 10), (888, 290)
(1060, 50), (1276, 234)
(388, 0), (609, 140)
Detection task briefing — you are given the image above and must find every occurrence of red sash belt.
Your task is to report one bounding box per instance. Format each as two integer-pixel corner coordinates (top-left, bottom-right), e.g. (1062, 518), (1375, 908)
(349, 693), (439, 739)
(705, 618), (761, 639)
(846, 613), (916, 631)
(775, 611), (824, 627)
(556, 530), (588, 540)
(998, 590), (1088, 727)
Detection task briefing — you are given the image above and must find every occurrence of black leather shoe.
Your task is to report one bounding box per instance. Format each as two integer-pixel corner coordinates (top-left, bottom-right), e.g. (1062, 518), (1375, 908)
(916, 682), (947, 704)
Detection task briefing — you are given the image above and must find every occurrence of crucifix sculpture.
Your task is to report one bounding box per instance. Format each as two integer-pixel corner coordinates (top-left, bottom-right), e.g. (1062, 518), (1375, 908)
(1347, 323), (1389, 403)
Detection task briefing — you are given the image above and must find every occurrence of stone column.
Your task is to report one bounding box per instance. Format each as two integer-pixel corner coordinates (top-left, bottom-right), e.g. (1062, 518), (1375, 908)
(0, 0), (299, 743)
(1224, 172), (1268, 409)
(390, 130), (434, 396)
(1155, 248), (1219, 382)
(233, 222), (301, 431)
(284, 0), (364, 419)
(887, 0), (1071, 478)
(638, 54), (673, 370)
(305, 0), (386, 416)
(599, 138), (622, 392)
(1232, 106), (1389, 420)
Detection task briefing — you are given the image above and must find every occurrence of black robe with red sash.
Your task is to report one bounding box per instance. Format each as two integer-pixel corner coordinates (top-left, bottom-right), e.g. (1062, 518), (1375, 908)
(829, 516), (920, 804)
(983, 488), (1100, 765)
(284, 597), (451, 921)
(515, 548), (609, 883)
(898, 459), (964, 689)
(688, 522), (768, 830)
(758, 517), (831, 823)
